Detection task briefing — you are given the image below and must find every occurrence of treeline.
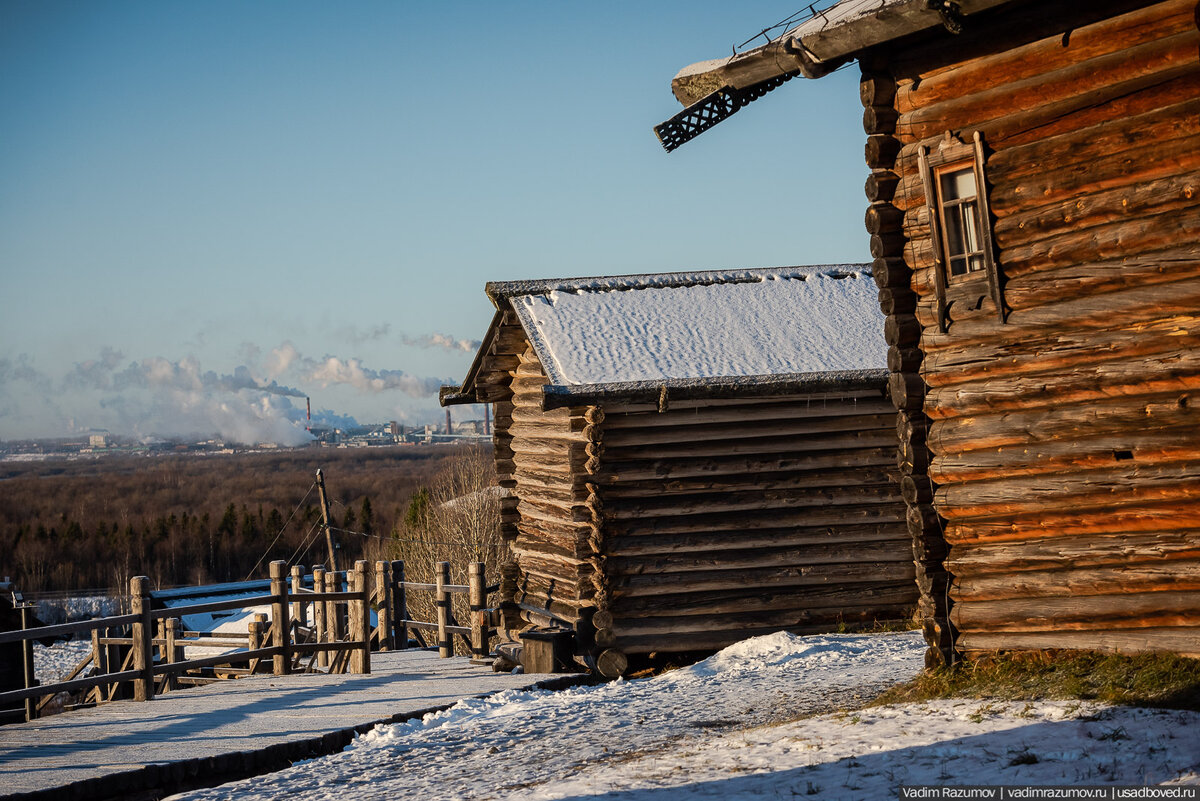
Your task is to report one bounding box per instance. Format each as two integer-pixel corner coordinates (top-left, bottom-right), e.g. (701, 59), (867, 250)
(0, 446), (470, 593)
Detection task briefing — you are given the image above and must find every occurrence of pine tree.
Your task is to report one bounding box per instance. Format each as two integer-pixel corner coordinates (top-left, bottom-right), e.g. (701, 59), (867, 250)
(360, 497), (374, 536)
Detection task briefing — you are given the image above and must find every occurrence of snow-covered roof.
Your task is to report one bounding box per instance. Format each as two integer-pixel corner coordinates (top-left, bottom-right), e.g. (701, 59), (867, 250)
(445, 265), (887, 410)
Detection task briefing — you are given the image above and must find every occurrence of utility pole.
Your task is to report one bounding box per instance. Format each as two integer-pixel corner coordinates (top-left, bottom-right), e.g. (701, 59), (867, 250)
(315, 468), (338, 573)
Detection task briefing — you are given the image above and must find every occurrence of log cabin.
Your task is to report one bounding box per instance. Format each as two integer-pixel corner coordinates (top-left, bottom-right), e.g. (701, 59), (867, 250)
(657, 0), (1200, 664)
(441, 266), (917, 674)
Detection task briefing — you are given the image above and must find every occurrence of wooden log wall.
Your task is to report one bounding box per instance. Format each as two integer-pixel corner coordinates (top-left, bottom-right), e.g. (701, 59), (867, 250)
(589, 391), (915, 655)
(470, 309), (525, 631)
(504, 344), (602, 630)
(865, 0), (1200, 660)
(862, 61), (953, 667)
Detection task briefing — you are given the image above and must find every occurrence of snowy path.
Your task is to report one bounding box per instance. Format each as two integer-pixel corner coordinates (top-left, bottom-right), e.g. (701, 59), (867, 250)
(174, 631), (924, 800)
(172, 631), (1200, 801)
(0, 649), (555, 800)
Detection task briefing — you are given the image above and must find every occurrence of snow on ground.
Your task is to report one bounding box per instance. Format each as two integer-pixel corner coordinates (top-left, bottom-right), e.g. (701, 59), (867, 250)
(33, 638), (93, 682)
(35, 594), (122, 625)
(168, 630), (1200, 801)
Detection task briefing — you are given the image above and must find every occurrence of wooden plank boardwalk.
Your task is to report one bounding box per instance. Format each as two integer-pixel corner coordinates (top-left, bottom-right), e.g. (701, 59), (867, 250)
(0, 650), (563, 801)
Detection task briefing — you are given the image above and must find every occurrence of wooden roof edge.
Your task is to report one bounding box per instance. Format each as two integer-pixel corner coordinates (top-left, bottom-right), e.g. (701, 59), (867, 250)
(439, 386), (477, 407)
(485, 263), (872, 302)
(439, 308), (506, 407)
(540, 368), (889, 411)
(670, 0), (1017, 107)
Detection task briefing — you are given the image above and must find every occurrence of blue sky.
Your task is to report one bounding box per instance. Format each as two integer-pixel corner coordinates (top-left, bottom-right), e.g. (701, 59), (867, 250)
(0, 1), (869, 444)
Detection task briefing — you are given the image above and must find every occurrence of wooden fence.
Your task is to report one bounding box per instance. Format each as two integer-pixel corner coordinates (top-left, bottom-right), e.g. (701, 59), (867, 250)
(0, 558), (498, 722)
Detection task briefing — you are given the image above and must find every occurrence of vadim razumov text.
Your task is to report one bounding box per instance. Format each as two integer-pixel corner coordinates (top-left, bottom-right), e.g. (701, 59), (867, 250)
(899, 787), (1198, 800)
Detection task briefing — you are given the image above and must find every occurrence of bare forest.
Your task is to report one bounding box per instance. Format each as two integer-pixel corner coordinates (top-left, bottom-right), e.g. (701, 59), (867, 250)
(0, 445), (495, 594)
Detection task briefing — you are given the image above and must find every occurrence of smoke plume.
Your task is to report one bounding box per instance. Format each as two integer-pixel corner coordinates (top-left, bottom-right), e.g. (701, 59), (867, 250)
(402, 333), (480, 352)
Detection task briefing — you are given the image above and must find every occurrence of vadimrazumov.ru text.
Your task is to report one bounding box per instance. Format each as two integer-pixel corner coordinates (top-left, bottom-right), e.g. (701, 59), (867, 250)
(900, 787), (1199, 800)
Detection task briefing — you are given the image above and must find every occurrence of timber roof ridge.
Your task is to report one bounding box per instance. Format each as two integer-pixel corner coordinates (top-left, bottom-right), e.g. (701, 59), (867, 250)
(484, 263), (872, 306)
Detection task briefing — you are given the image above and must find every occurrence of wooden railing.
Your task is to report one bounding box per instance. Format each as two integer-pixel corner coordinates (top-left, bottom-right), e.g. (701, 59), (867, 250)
(385, 560), (500, 660)
(0, 558), (499, 722)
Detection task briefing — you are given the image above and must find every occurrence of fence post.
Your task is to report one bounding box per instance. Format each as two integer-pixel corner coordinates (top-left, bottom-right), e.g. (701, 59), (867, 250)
(468, 562), (489, 661)
(155, 619), (166, 692)
(90, 627), (107, 704)
(325, 571), (342, 644)
(312, 565), (327, 668)
(375, 560), (391, 651)
(163, 617), (179, 692)
(436, 561), (451, 658)
(393, 560), (408, 649)
(290, 564), (305, 628)
(247, 618), (261, 654)
(130, 576), (154, 702)
(269, 560), (291, 675)
(20, 605), (37, 721)
(350, 561), (371, 674)
(348, 563), (362, 672)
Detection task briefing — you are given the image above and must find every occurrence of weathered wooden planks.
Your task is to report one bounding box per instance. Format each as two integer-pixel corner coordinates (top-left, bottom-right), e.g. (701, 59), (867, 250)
(481, 318), (917, 658)
(866, 0), (1200, 660)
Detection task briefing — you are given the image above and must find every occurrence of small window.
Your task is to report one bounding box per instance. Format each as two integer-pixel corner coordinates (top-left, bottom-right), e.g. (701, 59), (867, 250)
(918, 131), (1005, 331)
(936, 165), (987, 280)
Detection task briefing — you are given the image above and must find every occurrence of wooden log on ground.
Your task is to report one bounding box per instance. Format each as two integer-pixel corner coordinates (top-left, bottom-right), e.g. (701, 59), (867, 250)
(595, 649), (627, 678)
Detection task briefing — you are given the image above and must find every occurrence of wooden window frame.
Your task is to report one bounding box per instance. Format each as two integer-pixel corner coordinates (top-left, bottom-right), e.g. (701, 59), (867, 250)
(918, 131), (1005, 332)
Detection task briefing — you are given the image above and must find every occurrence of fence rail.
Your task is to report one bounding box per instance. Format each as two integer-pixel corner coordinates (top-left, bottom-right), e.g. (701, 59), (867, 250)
(2, 558), (498, 723)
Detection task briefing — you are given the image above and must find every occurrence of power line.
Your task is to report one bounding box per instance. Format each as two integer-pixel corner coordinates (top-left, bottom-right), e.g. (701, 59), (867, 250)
(242, 480), (317, 580)
(285, 518), (325, 568)
(327, 525), (486, 548)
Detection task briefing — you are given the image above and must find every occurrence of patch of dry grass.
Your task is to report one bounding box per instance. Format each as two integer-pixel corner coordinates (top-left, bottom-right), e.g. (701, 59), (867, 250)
(872, 650), (1200, 711)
